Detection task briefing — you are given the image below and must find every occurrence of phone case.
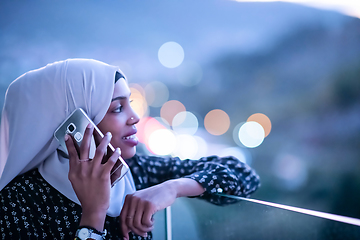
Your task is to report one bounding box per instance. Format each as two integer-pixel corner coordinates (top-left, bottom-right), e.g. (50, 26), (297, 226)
(54, 108), (129, 186)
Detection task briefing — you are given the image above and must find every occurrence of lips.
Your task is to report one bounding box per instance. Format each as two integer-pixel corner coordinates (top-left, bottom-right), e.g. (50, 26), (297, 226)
(122, 134), (136, 140)
(122, 129), (138, 146)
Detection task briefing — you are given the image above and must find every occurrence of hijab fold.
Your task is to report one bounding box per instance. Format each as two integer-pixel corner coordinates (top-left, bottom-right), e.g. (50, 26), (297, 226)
(0, 59), (136, 217)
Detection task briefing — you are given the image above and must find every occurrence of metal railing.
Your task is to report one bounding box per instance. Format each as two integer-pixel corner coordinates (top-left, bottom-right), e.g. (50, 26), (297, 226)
(154, 194), (360, 240)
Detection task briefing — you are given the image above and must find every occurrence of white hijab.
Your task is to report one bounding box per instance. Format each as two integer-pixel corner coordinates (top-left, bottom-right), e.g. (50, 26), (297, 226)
(0, 59), (136, 217)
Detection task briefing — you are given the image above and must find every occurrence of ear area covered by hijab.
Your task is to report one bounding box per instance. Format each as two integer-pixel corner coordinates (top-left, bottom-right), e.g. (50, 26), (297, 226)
(0, 59), (136, 217)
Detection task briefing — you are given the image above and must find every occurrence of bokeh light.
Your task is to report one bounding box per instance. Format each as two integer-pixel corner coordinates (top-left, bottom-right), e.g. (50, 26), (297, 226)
(160, 100), (186, 126)
(129, 83), (146, 96)
(173, 134), (198, 160)
(233, 0), (360, 20)
(144, 81), (169, 107)
(247, 113), (272, 137)
(137, 117), (166, 146)
(233, 122), (245, 147)
(192, 136), (208, 160)
(148, 129), (177, 155)
(158, 41), (185, 68)
(238, 121), (265, 148)
(219, 147), (248, 164)
(204, 109), (230, 135)
(176, 61), (203, 87)
(129, 85), (148, 118)
(172, 111), (199, 135)
(273, 154), (308, 190)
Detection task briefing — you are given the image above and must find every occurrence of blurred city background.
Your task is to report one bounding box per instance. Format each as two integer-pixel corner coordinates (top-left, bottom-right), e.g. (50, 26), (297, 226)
(1, 0), (359, 239)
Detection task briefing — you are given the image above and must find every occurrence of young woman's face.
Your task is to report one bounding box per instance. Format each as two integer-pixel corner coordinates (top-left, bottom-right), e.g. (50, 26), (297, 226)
(97, 78), (140, 160)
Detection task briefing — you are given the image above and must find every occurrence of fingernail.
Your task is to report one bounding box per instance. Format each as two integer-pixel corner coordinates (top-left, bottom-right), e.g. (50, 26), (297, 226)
(106, 132), (112, 138)
(116, 148), (121, 154)
(86, 123), (92, 128)
(64, 134), (69, 141)
(143, 233), (148, 238)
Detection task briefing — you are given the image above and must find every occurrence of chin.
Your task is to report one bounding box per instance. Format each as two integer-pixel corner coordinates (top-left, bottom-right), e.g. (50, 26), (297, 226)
(121, 147), (137, 160)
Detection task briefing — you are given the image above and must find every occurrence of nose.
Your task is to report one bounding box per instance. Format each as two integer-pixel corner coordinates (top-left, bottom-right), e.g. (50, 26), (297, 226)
(128, 109), (140, 125)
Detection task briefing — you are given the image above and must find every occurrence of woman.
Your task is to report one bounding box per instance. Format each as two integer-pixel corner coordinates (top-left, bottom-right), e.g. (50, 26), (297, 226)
(0, 59), (260, 240)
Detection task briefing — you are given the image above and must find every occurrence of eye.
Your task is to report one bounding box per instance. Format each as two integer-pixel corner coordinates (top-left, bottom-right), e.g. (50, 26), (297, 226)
(113, 105), (123, 113)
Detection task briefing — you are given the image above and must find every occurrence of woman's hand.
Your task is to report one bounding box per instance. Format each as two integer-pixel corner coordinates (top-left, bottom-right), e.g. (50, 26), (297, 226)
(120, 178), (205, 239)
(119, 181), (176, 239)
(65, 124), (120, 231)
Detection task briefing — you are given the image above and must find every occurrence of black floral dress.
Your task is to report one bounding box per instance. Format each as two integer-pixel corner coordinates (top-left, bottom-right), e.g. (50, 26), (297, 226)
(0, 154), (260, 240)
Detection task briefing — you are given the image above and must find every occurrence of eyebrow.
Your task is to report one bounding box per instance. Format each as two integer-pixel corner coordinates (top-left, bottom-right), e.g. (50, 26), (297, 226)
(111, 93), (131, 102)
(111, 96), (127, 102)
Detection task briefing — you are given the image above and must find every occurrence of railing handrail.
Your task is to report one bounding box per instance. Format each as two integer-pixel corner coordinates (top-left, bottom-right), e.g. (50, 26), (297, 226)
(216, 193), (360, 227)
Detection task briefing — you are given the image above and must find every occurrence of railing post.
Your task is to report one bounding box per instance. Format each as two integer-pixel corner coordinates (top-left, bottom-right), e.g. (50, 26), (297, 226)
(165, 206), (172, 240)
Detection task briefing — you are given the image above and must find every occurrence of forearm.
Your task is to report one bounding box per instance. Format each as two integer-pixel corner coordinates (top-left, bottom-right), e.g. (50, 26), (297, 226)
(167, 178), (205, 198)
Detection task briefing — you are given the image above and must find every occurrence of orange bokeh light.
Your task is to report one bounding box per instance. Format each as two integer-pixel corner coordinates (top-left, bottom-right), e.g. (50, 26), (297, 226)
(129, 87), (148, 118)
(160, 100), (186, 126)
(247, 113), (272, 137)
(129, 83), (146, 96)
(204, 109), (230, 135)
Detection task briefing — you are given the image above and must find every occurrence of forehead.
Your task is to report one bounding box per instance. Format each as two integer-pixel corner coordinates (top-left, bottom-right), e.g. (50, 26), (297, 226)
(113, 78), (130, 97)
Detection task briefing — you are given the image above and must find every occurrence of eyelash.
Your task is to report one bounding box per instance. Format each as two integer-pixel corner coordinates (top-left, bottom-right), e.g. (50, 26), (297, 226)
(113, 100), (133, 113)
(113, 106), (123, 113)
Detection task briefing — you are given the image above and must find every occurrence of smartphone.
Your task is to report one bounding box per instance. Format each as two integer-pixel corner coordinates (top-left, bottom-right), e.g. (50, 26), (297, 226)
(54, 108), (129, 186)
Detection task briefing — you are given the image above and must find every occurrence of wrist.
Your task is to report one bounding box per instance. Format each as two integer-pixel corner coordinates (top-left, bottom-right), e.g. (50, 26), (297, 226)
(75, 226), (107, 240)
(168, 178), (205, 198)
(80, 209), (107, 232)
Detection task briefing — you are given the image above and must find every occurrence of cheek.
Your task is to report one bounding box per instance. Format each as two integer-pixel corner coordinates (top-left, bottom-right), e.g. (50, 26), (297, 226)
(98, 117), (125, 135)
(97, 121), (109, 135)
(106, 121), (128, 143)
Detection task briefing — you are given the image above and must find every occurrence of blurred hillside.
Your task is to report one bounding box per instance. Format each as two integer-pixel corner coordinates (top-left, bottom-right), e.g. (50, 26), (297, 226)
(165, 14), (360, 218)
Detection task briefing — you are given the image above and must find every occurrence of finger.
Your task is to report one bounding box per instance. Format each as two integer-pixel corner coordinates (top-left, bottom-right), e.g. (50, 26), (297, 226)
(103, 148), (120, 173)
(125, 196), (139, 231)
(123, 233), (129, 240)
(93, 128), (111, 164)
(120, 195), (131, 239)
(110, 159), (122, 176)
(132, 201), (153, 236)
(142, 202), (155, 228)
(79, 123), (94, 160)
(67, 133), (81, 158)
(65, 134), (80, 167)
(101, 145), (112, 164)
(65, 134), (81, 183)
(93, 132), (112, 165)
(133, 200), (144, 233)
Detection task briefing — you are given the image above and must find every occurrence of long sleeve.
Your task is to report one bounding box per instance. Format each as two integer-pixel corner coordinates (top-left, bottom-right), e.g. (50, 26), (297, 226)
(127, 154), (260, 205)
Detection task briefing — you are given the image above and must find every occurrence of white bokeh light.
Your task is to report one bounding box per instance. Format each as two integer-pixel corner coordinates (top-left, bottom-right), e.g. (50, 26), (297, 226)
(172, 111), (199, 135)
(193, 136), (208, 160)
(233, 0), (360, 19)
(148, 129), (176, 155)
(219, 147), (248, 164)
(173, 134), (198, 160)
(144, 81), (169, 108)
(158, 41), (185, 68)
(238, 121), (265, 148)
